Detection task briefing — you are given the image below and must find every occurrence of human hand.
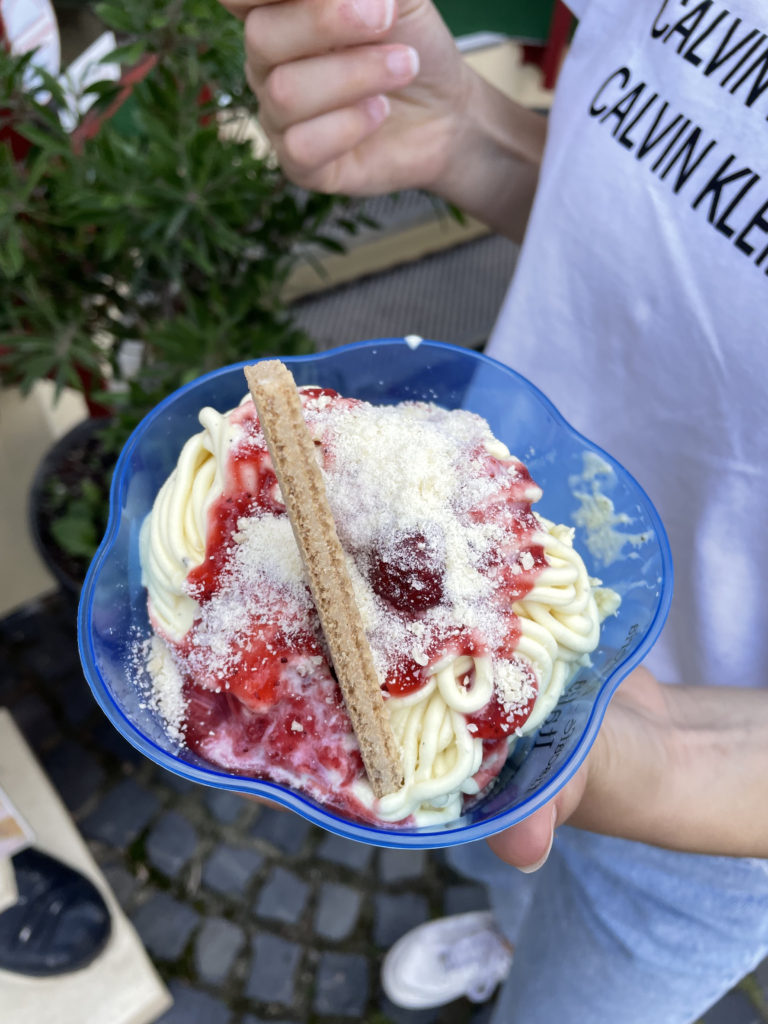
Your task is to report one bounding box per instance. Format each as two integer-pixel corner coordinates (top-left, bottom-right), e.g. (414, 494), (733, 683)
(487, 667), (673, 870)
(218, 0), (472, 196)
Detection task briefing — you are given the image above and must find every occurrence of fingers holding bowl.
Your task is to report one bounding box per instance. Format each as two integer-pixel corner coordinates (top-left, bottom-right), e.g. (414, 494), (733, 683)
(260, 45), (419, 131)
(244, 0), (396, 74)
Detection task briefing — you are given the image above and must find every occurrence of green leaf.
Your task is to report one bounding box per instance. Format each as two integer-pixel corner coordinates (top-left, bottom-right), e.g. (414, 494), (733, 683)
(92, 4), (140, 33)
(81, 79), (123, 102)
(49, 509), (99, 560)
(0, 227), (24, 278)
(102, 42), (148, 67)
(15, 123), (71, 156)
(162, 205), (190, 243)
(80, 478), (105, 504)
(312, 235), (347, 254)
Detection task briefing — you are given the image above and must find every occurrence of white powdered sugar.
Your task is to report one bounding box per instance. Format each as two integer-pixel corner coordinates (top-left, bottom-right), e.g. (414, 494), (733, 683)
(313, 400), (515, 666)
(141, 634), (186, 743)
(232, 514), (308, 596)
(181, 514), (317, 690)
(495, 658), (537, 719)
(144, 390), (550, 756)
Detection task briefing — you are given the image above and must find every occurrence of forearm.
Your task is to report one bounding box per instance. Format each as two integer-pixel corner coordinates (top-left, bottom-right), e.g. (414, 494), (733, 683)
(570, 683), (768, 857)
(430, 68), (548, 242)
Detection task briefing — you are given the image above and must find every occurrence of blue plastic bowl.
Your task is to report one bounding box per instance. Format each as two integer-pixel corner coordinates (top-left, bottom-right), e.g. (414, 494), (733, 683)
(78, 339), (672, 848)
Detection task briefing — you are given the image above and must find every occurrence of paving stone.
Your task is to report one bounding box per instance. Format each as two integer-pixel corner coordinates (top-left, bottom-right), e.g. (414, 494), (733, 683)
(250, 807), (312, 856)
(100, 862), (139, 910)
(313, 882), (364, 941)
(373, 892), (430, 948)
(313, 952), (369, 1017)
(753, 958), (768, 1002)
(701, 988), (761, 1024)
(204, 788), (248, 824)
(467, 999), (497, 1024)
(58, 674), (99, 726)
(132, 892), (200, 960)
(43, 740), (105, 814)
(0, 603), (45, 646)
(21, 623), (80, 683)
(154, 766), (197, 795)
(92, 717), (145, 765)
(146, 811), (199, 878)
(442, 883), (490, 917)
(0, 664), (22, 702)
(81, 777), (160, 846)
(194, 917), (245, 985)
(11, 692), (59, 748)
(378, 849), (428, 884)
(156, 979), (231, 1024)
(378, 994), (444, 1024)
(255, 867), (310, 925)
(317, 833), (374, 872)
(246, 932), (303, 1006)
(242, 1017), (299, 1024)
(202, 844), (264, 897)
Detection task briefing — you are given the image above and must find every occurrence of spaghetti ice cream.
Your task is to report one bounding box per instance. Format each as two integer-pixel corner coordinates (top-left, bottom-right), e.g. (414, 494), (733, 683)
(139, 384), (618, 826)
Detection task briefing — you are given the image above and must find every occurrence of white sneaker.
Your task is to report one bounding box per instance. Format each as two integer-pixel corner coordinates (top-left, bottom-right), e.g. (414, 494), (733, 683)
(381, 910), (513, 1010)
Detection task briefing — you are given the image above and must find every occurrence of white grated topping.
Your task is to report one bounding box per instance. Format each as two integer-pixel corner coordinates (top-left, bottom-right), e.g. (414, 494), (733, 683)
(144, 635), (186, 742)
(313, 402), (516, 670)
(141, 389), (580, 819)
(495, 659), (537, 718)
(232, 514), (308, 596)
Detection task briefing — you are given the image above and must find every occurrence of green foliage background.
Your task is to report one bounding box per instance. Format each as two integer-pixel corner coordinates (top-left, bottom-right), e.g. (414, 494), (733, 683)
(0, 0), (364, 567)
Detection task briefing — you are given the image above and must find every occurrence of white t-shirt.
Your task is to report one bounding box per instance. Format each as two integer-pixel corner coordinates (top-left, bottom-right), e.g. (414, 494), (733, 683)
(486, 0), (768, 688)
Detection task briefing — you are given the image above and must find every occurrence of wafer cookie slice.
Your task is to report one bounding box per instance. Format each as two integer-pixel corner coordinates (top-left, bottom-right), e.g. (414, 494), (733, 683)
(244, 361), (403, 799)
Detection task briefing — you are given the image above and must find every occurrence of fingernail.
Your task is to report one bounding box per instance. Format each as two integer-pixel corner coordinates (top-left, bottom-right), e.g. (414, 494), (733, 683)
(519, 805), (557, 874)
(362, 94), (391, 125)
(385, 45), (420, 80)
(352, 0), (395, 32)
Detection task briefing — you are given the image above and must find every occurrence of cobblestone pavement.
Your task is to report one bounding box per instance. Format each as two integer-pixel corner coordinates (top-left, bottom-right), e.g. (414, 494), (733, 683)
(2, 591), (767, 1024)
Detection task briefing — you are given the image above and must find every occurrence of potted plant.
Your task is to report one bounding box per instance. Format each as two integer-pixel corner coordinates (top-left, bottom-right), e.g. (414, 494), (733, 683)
(0, 0), (364, 590)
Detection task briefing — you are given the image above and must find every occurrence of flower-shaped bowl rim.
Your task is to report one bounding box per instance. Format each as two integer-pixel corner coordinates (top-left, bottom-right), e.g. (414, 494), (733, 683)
(78, 338), (673, 848)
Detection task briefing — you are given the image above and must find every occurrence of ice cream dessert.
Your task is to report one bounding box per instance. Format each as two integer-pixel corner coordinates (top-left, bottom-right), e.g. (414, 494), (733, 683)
(139, 381), (618, 826)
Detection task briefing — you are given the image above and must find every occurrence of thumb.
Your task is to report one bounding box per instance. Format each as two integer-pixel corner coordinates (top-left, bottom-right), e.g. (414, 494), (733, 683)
(486, 802), (557, 872)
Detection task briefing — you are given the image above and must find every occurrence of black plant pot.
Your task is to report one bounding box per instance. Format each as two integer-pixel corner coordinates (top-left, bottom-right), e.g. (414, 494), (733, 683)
(28, 417), (112, 596)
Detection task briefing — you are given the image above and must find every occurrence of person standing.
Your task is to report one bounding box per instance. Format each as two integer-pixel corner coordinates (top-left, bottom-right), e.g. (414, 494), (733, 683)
(219, 0), (768, 1019)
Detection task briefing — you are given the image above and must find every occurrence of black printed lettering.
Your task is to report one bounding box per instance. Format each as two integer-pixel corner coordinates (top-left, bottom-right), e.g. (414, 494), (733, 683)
(720, 32), (766, 87)
(532, 736), (555, 750)
(715, 173), (760, 237)
(635, 103), (683, 161)
(618, 92), (660, 149)
(684, 10), (730, 66)
(536, 727), (558, 740)
(735, 199), (768, 259)
(651, 118), (691, 171)
(651, 0), (672, 38)
(703, 22), (757, 77)
(586, 36), (768, 279)
(590, 67), (631, 116)
(727, 45), (768, 105)
(600, 83), (647, 140)
(664, 1), (714, 54)
(692, 155), (755, 226)
(659, 127), (716, 190)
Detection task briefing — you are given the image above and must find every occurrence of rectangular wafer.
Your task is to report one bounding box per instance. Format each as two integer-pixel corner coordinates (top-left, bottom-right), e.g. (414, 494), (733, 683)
(244, 361), (403, 799)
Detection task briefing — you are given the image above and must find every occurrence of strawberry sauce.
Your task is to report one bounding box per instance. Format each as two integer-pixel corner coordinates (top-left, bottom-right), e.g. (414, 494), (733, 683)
(155, 390), (547, 823)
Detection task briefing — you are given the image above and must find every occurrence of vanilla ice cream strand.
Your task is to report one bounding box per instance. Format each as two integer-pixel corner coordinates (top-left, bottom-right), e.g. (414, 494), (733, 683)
(244, 360), (403, 799)
(523, 599), (601, 654)
(434, 655), (493, 714)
